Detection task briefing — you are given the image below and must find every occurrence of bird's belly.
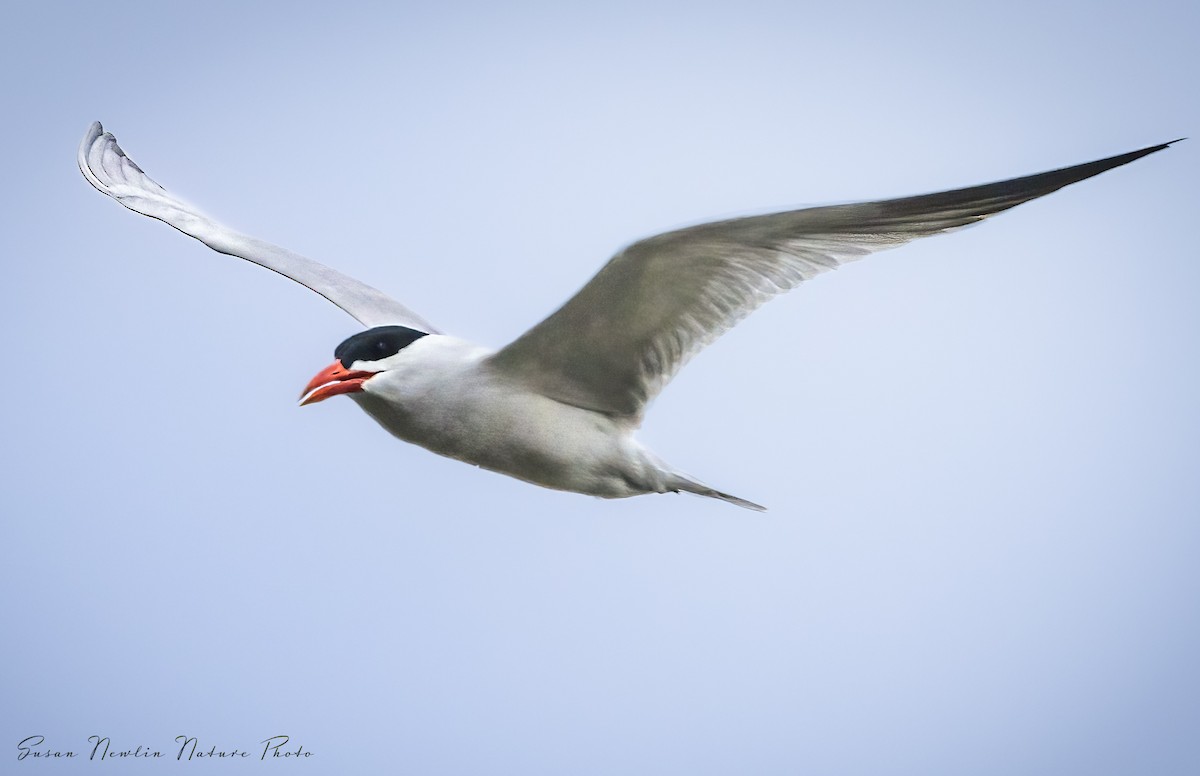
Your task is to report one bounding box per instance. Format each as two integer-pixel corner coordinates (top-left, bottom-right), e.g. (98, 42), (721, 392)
(352, 385), (656, 498)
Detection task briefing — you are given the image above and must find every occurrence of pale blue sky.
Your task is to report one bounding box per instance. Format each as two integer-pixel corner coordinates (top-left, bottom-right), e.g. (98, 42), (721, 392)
(2, 0), (1197, 773)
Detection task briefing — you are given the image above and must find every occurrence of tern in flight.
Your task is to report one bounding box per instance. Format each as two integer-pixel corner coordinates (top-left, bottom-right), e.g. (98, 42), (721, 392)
(78, 123), (1176, 510)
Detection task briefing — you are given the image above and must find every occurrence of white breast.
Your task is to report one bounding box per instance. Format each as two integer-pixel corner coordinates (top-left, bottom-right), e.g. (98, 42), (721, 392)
(351, 335), (664, 497)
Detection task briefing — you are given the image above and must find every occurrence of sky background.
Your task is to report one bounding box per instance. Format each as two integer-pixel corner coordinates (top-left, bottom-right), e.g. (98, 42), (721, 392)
(2, 0), (1197, 773)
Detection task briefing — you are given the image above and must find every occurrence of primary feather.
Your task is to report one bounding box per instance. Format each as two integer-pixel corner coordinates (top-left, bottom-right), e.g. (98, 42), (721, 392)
(77, 121), (438, 332)
(487, 142), (1177, 418)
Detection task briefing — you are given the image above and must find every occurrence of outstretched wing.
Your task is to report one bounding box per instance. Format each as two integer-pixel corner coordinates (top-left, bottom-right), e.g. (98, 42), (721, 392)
(488, 141), (1177, 418)
(78, 122), (438, 332)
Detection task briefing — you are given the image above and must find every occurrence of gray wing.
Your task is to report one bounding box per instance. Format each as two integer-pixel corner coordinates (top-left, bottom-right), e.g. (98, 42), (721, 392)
(488, 141), (1177, 418)
(78, 122), (439, 332)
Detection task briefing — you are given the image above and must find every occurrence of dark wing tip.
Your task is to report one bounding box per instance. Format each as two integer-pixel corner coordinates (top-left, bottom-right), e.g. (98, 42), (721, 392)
(1050, 138), (1178, 182)
(1110, 137), (1182, 164)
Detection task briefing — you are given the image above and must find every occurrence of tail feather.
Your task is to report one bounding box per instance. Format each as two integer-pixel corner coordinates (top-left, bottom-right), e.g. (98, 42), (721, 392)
(700, 488), (767, 512)
(668, 475), (767, 512)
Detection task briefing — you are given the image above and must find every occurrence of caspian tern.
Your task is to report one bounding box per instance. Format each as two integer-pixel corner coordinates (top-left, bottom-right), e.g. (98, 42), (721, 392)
(78, 122), (1176, 510)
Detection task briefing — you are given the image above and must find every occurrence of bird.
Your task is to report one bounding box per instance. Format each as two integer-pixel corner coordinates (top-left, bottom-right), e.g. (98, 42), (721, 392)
(78, 122), (1177, 510)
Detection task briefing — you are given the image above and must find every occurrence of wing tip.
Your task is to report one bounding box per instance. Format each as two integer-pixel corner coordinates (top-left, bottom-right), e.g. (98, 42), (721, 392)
(77, 120), (108, 192)
(77, 121), (163, 196)
(1064, 137), (1182, 186)
(1135, 137), (1184, 156)
(1109, 137), (1184, 169)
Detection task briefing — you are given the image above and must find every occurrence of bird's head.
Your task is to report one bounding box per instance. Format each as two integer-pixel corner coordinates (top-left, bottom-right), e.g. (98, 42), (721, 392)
(299, 325), (429, 405)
